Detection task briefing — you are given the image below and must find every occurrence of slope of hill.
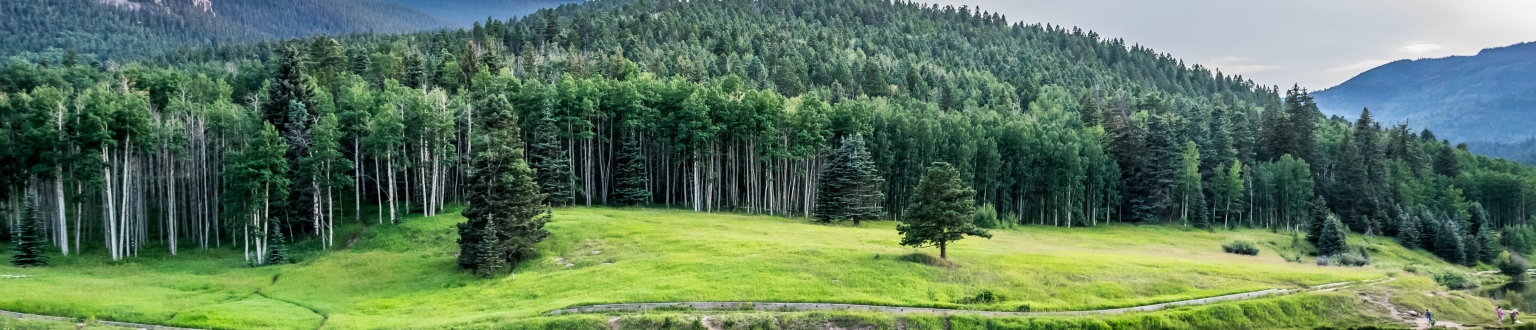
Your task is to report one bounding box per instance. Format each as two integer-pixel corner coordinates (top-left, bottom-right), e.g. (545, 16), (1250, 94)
(1313, 42), (1536, 144)
(0, 208), (1493, 329)
(382, 0), (578, 26)
(0, 0), (450, 60)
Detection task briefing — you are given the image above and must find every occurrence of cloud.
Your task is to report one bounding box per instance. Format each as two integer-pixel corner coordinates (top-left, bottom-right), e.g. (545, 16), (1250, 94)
(1204, 56), (1281, 75)
(1399, 43), (1444, 54)
(1326, 60), (1391, 73)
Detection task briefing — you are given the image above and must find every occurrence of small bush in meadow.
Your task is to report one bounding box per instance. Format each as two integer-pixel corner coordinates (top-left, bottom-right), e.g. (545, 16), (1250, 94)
(959, 290), (1006, 304)
(1500, 252), (1529, 281)
(1334, 252), (1370, 267)
(1222, 240), (1260, 255)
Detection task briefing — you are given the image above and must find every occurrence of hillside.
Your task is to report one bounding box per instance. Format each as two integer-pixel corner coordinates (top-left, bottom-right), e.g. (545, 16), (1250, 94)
(0, 0), (450, 60)
(382, 0), (578, 27)
(0, 207), (1497, 329)
(3, 0), (1536, 328)
(1313, 42), (1536, 144)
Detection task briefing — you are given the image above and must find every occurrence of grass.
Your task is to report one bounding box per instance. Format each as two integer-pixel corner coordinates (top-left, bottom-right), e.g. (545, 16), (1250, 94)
(0, 206), (1491, 329)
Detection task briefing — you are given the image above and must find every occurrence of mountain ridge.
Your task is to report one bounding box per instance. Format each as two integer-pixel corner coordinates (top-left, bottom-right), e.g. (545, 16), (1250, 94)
(1312, 41), (1536, 144)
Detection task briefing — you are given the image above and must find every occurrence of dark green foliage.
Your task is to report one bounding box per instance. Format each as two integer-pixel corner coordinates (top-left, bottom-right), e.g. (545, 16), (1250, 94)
(1397, 211), (1421, 249)
(1434, 143), (1461, 177)
(459, 95), (549, 274)
(1476, 223), (1499, 264)
(1505, 226), (1536, 255)
(972, 203), (1000, 229)
(9, 195), (48, 267)
(265, 226), (289, 266)
(0, 0), (449, 60)
(462, 221), (505, 278)
(1222, 240), (1260, 256)
(1434, 219), (1468, 265)
(1316, 214), (1349, 256)
(813, 135), (885, 225)
(898, 162), (990, 259)
(612, 132), (649, 206)
(529, 108), (574, 206)
(1306, 197), (1330, 244)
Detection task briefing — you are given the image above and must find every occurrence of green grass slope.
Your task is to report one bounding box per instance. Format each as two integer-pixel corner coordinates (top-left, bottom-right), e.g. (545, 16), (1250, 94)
(0, 207), (1495, 329)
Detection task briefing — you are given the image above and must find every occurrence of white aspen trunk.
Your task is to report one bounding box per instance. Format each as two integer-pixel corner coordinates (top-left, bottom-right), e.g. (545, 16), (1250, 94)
(169, 157), (177, 255)
(54, 168), (68, 255)
(103, 149), (118, 260)
(387, 151), (397, 224)
(355, 139), (362, 223)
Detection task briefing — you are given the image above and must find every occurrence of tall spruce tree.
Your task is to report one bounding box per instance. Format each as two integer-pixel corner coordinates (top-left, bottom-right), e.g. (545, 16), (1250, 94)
(459, 95), (549, 276)
(613, 132), (649, 206)
(1435, 219), (1467, 265)
(1317, 214), (1349, 256)
(264, 44), (319, 237)
(1397, 210), (1421, 249)
(9, 194), (48, 267)
(813, 135), (885, 225)
(529, 107), (575, 206)
(898, 162), (990, 259)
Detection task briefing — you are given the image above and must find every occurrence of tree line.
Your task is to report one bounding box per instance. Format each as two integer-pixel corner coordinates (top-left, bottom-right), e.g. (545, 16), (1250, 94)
(5, 0), (1536, 269)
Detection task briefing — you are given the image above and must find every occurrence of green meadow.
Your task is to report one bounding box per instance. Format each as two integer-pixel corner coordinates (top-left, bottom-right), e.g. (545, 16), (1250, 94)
(0, 207), (1499, 329)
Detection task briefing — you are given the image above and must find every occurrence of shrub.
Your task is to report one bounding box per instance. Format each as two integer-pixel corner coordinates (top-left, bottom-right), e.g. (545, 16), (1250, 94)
(1500, 252), (1530, 281)
(959, 290), (1006, 304)
(1222, 240), (1260, 256)
(973, 203), (999, 229)
(1333, 252), (1370, 267)
(1432, 270), (1479, 289)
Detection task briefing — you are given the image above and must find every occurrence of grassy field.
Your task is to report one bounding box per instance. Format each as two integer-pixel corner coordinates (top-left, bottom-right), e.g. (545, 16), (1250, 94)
(0, 207), (1498, 329)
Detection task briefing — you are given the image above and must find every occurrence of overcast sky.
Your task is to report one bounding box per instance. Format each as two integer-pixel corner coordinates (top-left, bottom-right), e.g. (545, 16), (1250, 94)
(926, 0), (1536, 89)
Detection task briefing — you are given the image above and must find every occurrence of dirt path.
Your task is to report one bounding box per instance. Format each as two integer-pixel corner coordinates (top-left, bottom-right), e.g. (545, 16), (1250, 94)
(1, 310), (201, 330)
(550, 281), (1390, 317)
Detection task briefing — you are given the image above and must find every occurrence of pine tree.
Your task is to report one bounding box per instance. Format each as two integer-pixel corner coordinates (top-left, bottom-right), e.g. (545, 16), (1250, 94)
(613, 132), (649, 206)
(403, 53), (425, 89)
(265, 225), (289, 265)
(860, 61), (888, 97)
(898, 162), (990, 260)
(814, 135), (885, 225)
(1306, 196), (1330, 243)
(1435, 219), (1466, 265)
(529, 107), (574, 206)
(1397, 210), (1421, 249)
(9, 194), (48, 267)
(1317, 214), (1348, 256)
(459, 95), (549, 275)
(1419, 209), (1439, 250)
(1333, 130), (1370, 232)
(1476, 223), (1499, 264)
(472, 223), (504, 277)
(1078, 93), (1102, 127)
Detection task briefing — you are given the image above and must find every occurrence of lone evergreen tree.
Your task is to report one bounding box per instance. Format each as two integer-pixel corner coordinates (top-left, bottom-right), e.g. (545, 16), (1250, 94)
(1316, 214), (1348, 256)
(613, 132), (649, 206)
(266, 226), (289, 265)
(898, 162), (990, 260)
(813, 135), (885, 225)
(9, 194), (48, 267)
(459, 95), (550, 277)
(529, 107), (574, 206)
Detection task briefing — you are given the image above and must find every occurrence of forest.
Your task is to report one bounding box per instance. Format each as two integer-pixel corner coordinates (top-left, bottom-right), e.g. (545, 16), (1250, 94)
(3, 0), (1535, 269)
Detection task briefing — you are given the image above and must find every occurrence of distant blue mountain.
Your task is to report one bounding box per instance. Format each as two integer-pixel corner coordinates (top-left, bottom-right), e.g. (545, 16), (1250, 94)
(380, 0), (578, 27)
(1313, 42), (1536, 144)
